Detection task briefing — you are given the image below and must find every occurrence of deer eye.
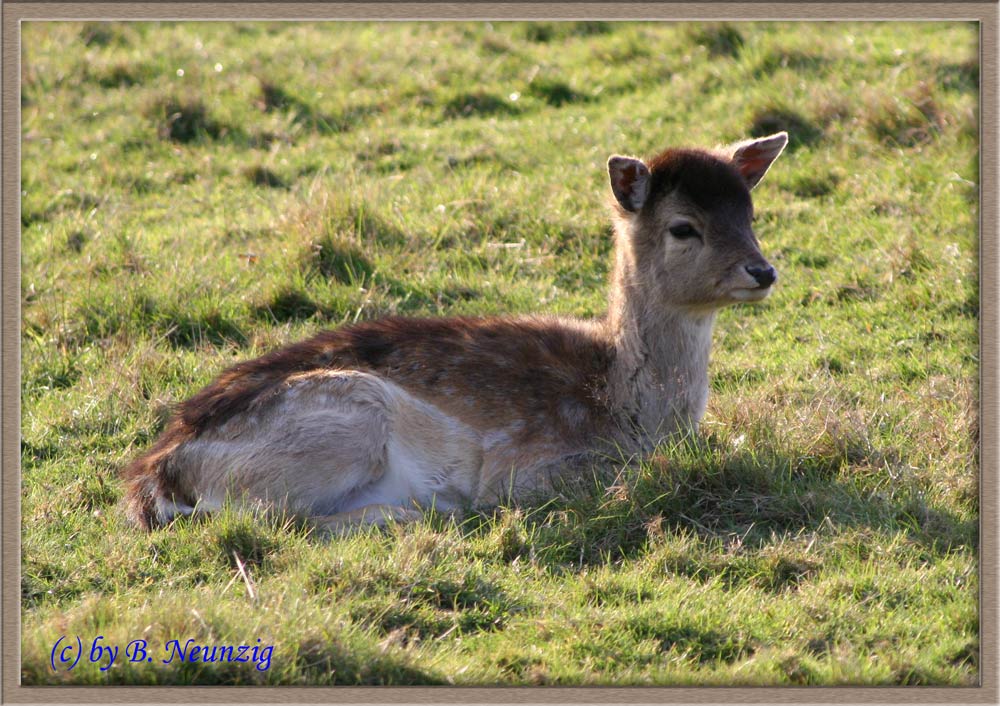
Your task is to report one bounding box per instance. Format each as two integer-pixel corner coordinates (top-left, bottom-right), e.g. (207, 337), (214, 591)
(668, 222), (700, 240)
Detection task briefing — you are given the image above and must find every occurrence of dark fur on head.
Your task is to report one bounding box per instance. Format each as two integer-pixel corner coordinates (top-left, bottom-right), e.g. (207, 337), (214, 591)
(644, 148), (752, 214)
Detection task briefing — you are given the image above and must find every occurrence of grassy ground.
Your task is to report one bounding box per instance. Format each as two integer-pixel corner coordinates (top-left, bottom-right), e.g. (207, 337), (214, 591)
(19, 21), (979, 685)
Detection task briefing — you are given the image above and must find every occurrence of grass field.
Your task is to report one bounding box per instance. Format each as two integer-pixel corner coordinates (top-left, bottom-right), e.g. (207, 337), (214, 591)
(19, 21), (979, 685)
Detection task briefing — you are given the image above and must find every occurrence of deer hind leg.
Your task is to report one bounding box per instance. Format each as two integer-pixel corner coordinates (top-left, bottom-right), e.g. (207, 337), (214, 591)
(171, 369), (483, 531)
(312, 379), (485, 531)
(476, 448), (606, 508)
(171, 370), (397, 520)
(309, 504), (424, 538)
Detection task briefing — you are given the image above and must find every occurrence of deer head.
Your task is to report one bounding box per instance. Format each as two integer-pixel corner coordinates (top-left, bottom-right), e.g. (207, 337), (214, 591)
(607, 132), (788, 312)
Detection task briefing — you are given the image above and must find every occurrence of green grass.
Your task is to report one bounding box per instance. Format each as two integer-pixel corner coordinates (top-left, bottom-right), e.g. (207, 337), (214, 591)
(20, 21), (979, 685)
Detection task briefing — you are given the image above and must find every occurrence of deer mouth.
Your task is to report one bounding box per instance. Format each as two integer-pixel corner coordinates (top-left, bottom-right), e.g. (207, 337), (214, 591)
(729, 286), (772, 302)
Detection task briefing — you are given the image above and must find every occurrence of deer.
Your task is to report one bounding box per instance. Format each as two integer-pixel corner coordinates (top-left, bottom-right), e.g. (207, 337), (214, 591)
(122, 131), (788, 536)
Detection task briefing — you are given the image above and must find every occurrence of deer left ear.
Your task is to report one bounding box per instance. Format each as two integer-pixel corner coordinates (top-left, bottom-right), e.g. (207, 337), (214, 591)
(729, 132), (788, 190)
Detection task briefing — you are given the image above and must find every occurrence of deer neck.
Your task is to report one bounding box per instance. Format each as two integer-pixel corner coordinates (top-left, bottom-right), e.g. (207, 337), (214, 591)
(604, 234), (716, 449)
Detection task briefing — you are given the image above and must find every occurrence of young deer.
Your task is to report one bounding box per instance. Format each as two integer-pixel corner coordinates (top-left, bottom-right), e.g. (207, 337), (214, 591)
(123, 132), (787, 535)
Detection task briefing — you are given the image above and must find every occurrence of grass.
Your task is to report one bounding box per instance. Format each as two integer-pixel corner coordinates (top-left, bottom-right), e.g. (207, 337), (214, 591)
(19, 20), (979, 686)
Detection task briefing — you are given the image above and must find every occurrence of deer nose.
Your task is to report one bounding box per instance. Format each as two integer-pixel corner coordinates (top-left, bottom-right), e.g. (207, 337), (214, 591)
(746, 265), (777, 288)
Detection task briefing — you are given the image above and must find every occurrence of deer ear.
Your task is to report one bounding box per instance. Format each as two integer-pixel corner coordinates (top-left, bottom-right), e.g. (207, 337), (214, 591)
(729, 132), (788, 189)
(608, 155), (650, 212)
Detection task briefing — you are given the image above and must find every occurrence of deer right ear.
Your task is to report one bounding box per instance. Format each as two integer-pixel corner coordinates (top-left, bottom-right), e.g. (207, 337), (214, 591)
(608, 156), (650, 212)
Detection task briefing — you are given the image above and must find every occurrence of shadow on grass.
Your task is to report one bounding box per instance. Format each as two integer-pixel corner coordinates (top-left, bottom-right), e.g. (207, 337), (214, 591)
(145, 95), (230, 144)
(526, 78), (590, 107)
(749, 107), (823, 152)
(306, 236), (376, 283)
(257, 79), (377, 134)
(689, 23), (744, 58)
(936, 60), (978, 93)
(342, 568), (521, 640)
(162, 311), (249, 349)
(443, 91), (521, 120)
(460, 437), (976, 573)
(242, 165), (288, 189)
(753, 49), (830, 78)
(251, 288), (338, 324)
(624, 612), (748, 663)
(520, 21), (613, 43)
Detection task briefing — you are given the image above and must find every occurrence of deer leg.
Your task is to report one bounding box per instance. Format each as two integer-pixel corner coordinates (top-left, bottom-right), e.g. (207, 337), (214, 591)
(309, 504), (423, 538)
(476, 449), (607, 507)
